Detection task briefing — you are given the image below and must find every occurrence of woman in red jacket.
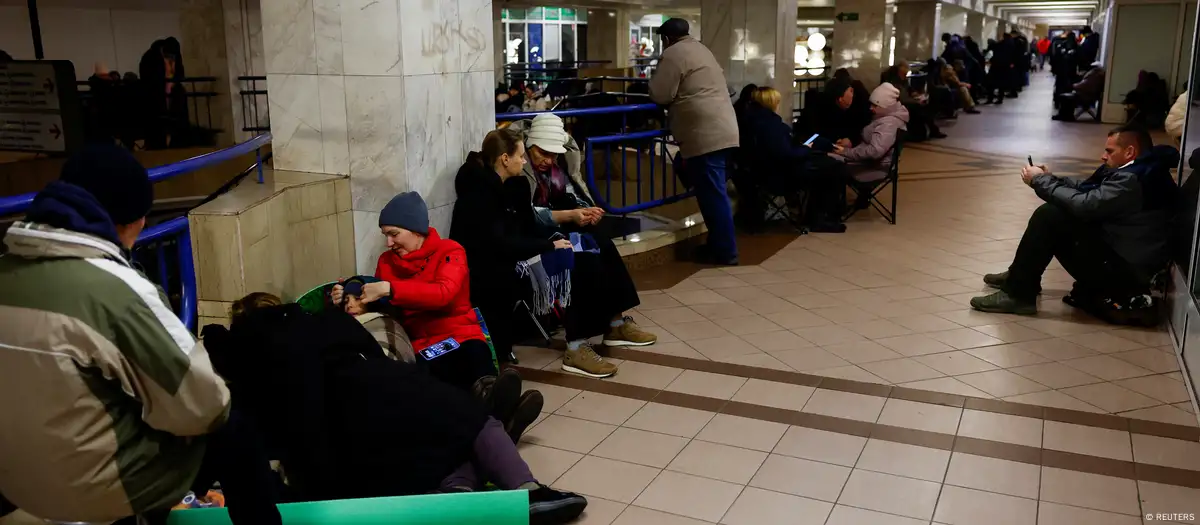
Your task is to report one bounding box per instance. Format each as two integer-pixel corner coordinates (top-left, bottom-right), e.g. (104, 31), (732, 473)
(335, 192), (497, 392)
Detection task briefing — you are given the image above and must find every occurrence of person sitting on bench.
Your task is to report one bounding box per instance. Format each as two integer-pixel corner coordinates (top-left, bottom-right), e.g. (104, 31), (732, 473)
(1053, 62), (1105, 121)
(832, 83), (908, 209)
(970, 126), (1179, 322)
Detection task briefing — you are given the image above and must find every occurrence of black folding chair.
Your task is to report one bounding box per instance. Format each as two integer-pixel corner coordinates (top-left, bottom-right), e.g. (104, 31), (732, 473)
(844, 137), (902, 224)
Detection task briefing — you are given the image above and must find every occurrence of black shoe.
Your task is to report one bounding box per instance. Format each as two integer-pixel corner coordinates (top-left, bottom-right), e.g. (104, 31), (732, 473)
(506, 390), (544, 443)
(693, 244), (739, 265)
(983, 271), (1009, 289)
(965, 108), (981, 114)
(529, 485), (588, 525)
(484, 368), (523, 421)
(930, 131), (948, 139)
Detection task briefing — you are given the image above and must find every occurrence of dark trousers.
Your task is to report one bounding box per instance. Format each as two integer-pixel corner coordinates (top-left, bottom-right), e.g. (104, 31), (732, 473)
(733, 155), (846, 229)
(563, 233), (641, 341)
(423, 339), (498, 392)
(687, 149), (738, 261)
(1004, 203), (1143, 301)
(440, 417), (537, 491)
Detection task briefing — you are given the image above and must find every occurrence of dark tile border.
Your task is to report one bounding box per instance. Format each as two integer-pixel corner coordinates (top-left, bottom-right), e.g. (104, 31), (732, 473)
(602, 348), (1200, 441)
(514, 366), (1200, 490)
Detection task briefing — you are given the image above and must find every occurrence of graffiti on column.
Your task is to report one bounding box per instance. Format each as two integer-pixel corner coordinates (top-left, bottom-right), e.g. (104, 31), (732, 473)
(422, 21), (487, 57)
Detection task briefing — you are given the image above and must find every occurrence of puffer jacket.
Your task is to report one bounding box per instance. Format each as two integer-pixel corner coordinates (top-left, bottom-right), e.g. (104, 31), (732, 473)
(1031, 145), (1181, 283)
(375, 227), (486, 352)
(649, 35), (740, 159)
(0, 182), (229, 522)
(841, 102), (909, 181)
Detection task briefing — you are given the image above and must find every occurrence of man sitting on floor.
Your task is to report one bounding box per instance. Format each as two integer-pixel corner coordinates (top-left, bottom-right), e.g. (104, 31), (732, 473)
(970, 126), (1178, 323)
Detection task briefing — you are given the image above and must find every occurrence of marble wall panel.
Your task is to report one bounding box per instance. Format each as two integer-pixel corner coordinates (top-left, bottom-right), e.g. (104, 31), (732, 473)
(262, 0), (316, 74)
(459, 0), (494, 73)
(318, 75), (350, 174)
(460, 70), (497, 159)
(346, 76), (409, 212)
(314, 0), (345, 75)
(267, 73), (324, 172)
(404, 74), (457, 209)
(400, 0), (462, 75)
(342, 0), (403, 75)
(353, 209), (386, 274)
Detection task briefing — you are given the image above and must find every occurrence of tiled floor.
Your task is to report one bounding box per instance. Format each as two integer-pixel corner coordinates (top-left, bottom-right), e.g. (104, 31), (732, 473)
(512, 74), (1200, 524)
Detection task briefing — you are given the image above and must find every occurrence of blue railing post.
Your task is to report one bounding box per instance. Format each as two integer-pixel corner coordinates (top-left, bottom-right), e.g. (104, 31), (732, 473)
(256, 147), (264, 184)
(177, 227), (196, 331)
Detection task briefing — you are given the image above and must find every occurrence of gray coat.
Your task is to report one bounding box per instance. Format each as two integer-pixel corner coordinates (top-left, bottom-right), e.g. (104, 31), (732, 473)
(649, 36), (740, 159)
(505, 118), (596, 230)
(841, 102), (909, 183)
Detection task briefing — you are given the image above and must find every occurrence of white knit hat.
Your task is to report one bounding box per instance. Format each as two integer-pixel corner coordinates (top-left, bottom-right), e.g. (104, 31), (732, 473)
(869, 83), (901, 108)
(526, 113), (568, 154)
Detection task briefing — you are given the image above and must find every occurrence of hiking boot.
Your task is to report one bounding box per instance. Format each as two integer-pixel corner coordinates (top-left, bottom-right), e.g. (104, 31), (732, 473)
(562, 343), (618, 378)
(528, 485), (588, 525)
(603, 316), (658, 347)
(970, 290), (1038, 315)
(983, 271), (1009, 288)
(505, 390), (544, 443)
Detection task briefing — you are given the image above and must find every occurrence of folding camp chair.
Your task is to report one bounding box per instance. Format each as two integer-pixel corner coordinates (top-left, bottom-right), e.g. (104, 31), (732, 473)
(844, 137), (902, 224)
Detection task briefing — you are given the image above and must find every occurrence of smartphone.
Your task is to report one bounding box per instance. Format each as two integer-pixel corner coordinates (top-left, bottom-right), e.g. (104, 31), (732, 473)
(419, 338), (461, 361)
(804, 134), (820, 146)
(1027, 155), (1034, 167)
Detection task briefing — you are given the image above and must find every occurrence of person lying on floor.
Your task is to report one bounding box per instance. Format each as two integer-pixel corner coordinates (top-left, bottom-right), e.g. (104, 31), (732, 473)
(201, 295), (586, 525)
(970, 125), (1178, 325)
(451, 128), (656, 379)
(832, 83), (908, 211)
(332, 276), (415, 363)
(330, 191), (497, 393)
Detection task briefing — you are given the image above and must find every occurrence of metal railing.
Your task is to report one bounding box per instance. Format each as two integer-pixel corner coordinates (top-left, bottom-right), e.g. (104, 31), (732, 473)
(0, 133), (272, 331)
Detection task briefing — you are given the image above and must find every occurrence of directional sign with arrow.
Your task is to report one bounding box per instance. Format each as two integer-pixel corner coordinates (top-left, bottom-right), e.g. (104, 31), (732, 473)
(0, 60), (80, 153)
(835, 12), (860, 21)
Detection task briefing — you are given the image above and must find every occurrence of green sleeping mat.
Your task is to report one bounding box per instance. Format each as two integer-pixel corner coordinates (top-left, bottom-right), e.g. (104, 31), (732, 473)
(167, 490), (529, 525)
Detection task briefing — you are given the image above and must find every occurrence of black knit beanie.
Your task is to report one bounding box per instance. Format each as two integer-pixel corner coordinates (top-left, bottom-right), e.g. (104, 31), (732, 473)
(60, 144), (153, 225)
(378, 191), (429, 234)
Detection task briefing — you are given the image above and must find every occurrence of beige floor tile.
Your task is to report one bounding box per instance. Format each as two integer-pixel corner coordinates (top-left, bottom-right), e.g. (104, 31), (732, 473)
(936, 309), (1024, 328)
(875, 333), (959, 357)
(1110, 347), (1180, 374)
(689, 302), (756, 321)
(591, 427), (691, 469)
(633, 470), (744, 522)
(1064, 332), (1147, 353)
(516, 345), (567, 370)
(696, 276), (751, 289)
(667, 440), (768, 484)
(712, 352), (794, 371)
(661, 321), (734, 342)
(913, 279), (978, 295)
(899, 296), (964, 314)
(1060, 355), (1156, 382)
(824, 340), (906, 364)
(792, 325), (867, 346)
(876, 398), (963, 434)
(639, 293), (685, 310)
(1110, 328), (1172, 347)
(606, 360), (684, 390)
(669, 290), (733, 306)
(845, 318), (914, 339)
(889, 313), (964, 333)
(1017, 318), (1105, 337)
(645, 307), (707, 325)
(855, 439), (951, 482)
(860, 358), (946, 383)
(1137, 481), (1200, 520)
(957, 409), (1043, 447)
(1042, 421), (1132, 461)
(837, 469), (941, 521)
(719, 486), (834, 525)
(933, 485), (1037, 525)
(1013, 338), (1099, 361)
(873, 285), (935, 301)
(1041, 467), (1141, 516)
(557, 392), (648, 426)
(773, 425), (869, 466)
(740, 296), (806, 316)
(899, 376), (993, 398)
(926, 328), (1006, 350)
(809, 365), (890, 383)
(1036, 502), (1142, 525)
(738, 330), (812, 352)
(574, 497), (630, 525)
(825, 505), (928, 525)
(1001, 390), (1105, 413)
(665, 370), (747, 400)
(970, 322), (1052, 343)
(1131, 433), (1200, 471)
(517, 443), (584, 485)
(769, 347), (853, 371)
(1118, 404), (1198, 427)
(525, 381), (582, 412)
(914, 350), (1001, 376)
(611, 506), (713, 525)
(749, 453), (852, 502)
(712, 315), (785, 335)
(955, 369), (1050, 397)
(965, 344), (1054, 368)
(696, 413), (789, 452)
(639, 341), (710, 360)
(689, 335), (763, 360)
(624, 403), (716, 438)
(555, 455), (662, 504)
(731, 378), (816, 411)
(811, 305), (880, 324)
(1115, 374), (1192, 404)
(801, 388), (887, 422)
(761, 309), (835, 330)
(944, 452), (1039, 499)
(1174, 401), (1196, 413)
(1008, 362), (1104, 389)
(1059, 382), (1161, 413)
(522, 415), (618, 453)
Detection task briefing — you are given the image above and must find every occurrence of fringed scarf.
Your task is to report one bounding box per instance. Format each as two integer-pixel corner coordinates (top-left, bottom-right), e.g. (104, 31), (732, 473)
(515, 232), (601, 315)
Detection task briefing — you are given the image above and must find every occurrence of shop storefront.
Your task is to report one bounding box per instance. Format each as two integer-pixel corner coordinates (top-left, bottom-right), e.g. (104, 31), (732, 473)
(501, 7), (589, 66)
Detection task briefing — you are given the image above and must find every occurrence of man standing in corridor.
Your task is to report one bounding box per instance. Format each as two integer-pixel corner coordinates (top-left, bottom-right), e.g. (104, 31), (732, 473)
(650, 18), (741, 265)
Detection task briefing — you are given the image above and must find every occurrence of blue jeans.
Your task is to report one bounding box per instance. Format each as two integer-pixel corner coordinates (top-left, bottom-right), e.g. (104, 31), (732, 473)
(687, 149), (737, 261)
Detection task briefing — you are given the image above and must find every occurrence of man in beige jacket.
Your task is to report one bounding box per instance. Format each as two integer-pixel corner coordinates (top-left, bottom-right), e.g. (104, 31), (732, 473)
(650, 18), (741, 265)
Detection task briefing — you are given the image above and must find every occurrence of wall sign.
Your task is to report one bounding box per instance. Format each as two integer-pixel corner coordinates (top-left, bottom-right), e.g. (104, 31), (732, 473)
(0, 61), (82, 153)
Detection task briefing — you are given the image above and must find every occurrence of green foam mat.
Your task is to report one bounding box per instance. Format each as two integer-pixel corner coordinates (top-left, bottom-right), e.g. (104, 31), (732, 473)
(167, 490), (529, 525)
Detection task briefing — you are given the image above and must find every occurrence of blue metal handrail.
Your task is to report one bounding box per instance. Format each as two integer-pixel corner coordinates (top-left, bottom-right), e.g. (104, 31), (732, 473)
(496, 103), (660, 122)
(584, 129), (693, 215)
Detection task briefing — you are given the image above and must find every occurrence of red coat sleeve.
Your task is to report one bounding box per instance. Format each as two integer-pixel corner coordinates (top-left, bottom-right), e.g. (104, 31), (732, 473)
(376, 246), (468, 310)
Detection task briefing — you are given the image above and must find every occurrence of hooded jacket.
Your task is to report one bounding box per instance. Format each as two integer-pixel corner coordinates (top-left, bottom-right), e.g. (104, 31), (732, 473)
(0, 182), (229, 522)
(374, 228), (486, 352)
(649, 35), (741, 159)
(1030, 145), (1180, 283)
(841, 102), (909, 182)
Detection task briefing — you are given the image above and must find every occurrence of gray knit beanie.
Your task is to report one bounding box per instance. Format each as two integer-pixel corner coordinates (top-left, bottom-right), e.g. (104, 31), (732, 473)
(378, 191), (429, 234)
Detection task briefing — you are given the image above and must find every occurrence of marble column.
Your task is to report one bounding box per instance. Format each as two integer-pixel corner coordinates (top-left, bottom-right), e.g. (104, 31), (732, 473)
(222, 0), (268, 143)
(586, 8), (632, 70)
(937, 4), (968, 56)
(700, 0), (797, 118)
(260, 0), (495, 274)
(831, 0), (888, 89)
(983, 18), (999, 42)
(966, 12), (985, 43)
(180, 0), (238, 146)
(893, 1), (939, 63)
